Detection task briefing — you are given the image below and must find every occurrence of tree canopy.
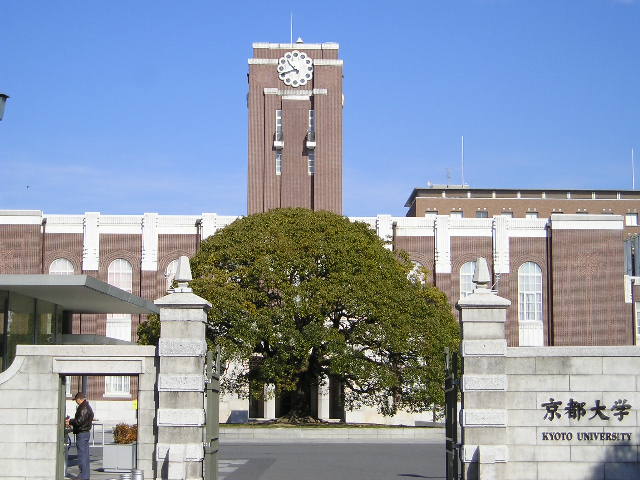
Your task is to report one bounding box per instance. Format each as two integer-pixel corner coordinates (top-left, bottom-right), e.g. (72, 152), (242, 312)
(170, 208), (458, 418)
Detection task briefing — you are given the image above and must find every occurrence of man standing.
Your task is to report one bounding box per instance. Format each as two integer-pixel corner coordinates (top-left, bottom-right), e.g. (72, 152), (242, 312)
(67, 392), (94, 480)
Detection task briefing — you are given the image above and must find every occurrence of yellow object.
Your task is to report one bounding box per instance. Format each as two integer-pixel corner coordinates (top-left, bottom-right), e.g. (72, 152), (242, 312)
(133, 399), (138, 410)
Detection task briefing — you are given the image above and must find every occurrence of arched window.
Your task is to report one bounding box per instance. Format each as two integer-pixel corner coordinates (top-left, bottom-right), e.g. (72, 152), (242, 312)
(165, 259), (179, 292)
(105, 258), (133, 396)
(107, 258), (133, 293)
(518, 262), (543, 346)
(459, 261), (477, 298)
(106, 259), (132, 342)
(49, 258), (74, 275)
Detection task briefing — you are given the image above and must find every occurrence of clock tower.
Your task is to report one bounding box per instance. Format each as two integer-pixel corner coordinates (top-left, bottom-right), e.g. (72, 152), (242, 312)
(247, 40), (343, 215)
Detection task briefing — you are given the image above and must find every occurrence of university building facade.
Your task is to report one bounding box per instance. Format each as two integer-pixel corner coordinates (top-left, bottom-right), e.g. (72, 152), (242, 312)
(1, 41), (638, 424)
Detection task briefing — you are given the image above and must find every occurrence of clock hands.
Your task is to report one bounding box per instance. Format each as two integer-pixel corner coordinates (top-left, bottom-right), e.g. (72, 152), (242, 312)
(286, 60), (299, 73)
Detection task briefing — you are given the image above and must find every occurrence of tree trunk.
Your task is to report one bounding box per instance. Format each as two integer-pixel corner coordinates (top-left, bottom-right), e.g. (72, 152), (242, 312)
(279, 371), (317, 421)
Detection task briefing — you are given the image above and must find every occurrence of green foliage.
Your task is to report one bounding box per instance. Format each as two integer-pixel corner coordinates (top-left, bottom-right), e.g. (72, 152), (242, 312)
(137, 314), (160, 346)
(190, 208), (459, 416)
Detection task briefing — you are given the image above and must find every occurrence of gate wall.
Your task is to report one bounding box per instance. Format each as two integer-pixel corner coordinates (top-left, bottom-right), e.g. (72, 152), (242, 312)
(458, 280), (640, 480)
(0, 344), (157, 480)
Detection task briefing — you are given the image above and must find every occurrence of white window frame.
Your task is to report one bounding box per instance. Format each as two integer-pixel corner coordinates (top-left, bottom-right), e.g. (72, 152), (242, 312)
(106, 258), (133, 395)
(525, 212), (538, 219)
(475, 210), (488, 218)
(104, 375), (131, 398)
(308, 109), (316, 135)
(459, 261), (476, 298)
(626, 213), (638, 226)
(276, 151), (282, 176)
(450, 211), (463, 219)
(275, 110), (283, 141)
(65, 376), (72, 397)
(308, 151), (315, 175)
(49, 258), (75, 275)
(518, 262), (544, 346)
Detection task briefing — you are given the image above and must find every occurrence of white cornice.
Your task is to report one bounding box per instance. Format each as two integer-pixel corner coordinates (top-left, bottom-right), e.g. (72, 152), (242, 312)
(252, 42), (339, 50)
(263, 88), (327, 96)
(449, 218), (492, 237)
(550, 214), (624, 230)
(313, 59), (343, 66)
(248, 58), (278, 65)
(0, 213), (42, 225)
(394, 217), (436, 237)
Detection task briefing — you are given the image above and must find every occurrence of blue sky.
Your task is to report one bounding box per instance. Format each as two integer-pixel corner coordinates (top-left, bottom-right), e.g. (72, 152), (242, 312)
(1, 0), (638, 216)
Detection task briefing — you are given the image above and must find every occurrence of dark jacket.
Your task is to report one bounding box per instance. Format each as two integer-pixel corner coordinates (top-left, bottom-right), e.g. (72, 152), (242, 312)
(70, 400), (94, 434)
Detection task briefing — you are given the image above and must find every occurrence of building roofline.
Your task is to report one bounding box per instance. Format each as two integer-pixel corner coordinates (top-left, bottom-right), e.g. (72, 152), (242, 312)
(405, 187), (640, 208)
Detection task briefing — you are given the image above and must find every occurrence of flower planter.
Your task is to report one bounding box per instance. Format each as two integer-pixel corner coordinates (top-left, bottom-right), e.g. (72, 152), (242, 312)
(103, 442), (137, 472)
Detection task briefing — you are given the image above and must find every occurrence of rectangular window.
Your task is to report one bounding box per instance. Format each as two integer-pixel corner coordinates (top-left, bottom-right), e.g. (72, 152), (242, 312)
(308, 151), (315, 175)
(275, 110), (283, 141)
(65, 376), (72, 397)
(106, 314), (132, 342)
(425, 210), (438, 216)
(308, 110), (315, 132)
(7, 292), (35, 369)
(475, 210), (488, 218)
(275, 152), (282, 176)
(450, 211), (463, 218)
(500, 212), (514, 218)
(525, 212), (538, 219)
(626, 213), (638, 226)
(105, 375), (131, 397)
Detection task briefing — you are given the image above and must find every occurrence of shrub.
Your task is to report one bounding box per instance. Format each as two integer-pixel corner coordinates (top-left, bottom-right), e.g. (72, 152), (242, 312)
(113, 423), (137, 444)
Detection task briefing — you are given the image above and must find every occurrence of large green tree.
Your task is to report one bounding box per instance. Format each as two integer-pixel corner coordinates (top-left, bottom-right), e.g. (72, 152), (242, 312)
(184, 208), (458, 419)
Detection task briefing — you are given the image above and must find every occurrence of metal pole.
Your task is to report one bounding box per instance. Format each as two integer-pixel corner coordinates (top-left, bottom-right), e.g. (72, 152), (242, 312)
(204, 350), (219, 480)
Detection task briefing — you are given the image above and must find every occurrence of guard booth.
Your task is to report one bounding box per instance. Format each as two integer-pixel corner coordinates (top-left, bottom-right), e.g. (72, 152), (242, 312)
(0, 274), (159, 479)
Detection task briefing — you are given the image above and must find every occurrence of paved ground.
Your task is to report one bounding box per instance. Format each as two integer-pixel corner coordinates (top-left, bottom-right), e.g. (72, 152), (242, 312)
(66, 438), (445, 480)
(219, 443), (444, 480)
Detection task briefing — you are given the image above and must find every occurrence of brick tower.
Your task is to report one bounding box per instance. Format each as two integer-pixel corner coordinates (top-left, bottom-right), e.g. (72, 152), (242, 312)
(247, 40), (343, 214)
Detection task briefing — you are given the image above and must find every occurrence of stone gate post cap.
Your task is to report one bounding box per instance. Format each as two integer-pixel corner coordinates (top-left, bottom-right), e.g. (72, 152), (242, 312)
(155, 291), (212, 309)
(473, 257), (491, 288)
(175, 256), (193, 283)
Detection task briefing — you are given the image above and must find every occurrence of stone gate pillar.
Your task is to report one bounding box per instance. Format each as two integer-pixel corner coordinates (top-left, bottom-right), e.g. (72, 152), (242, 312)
(457, 257), (510, 480)
(155, 256), (211, 480)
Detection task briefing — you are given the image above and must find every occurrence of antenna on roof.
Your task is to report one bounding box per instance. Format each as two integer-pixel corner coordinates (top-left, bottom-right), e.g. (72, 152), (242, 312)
(633, 148), (636, 191)
(290, 12), (293, 46)
(461, 135), (465, 186)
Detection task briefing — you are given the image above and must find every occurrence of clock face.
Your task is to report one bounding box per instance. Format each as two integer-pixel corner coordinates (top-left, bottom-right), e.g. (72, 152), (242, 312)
(277, 50), (313, 87)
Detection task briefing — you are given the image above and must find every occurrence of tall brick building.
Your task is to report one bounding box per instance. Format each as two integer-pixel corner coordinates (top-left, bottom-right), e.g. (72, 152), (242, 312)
(247, 41), (343, 214)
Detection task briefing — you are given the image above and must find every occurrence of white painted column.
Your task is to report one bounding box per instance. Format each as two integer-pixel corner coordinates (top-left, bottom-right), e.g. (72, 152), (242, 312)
(317, 375), (330, 420)
(201, 213), (218, 240)
(492, 216), (510, 274)
(264, 384), (276, 420)
(434, 215), (451, 274)
(141, 213), (159, 271)
(376, 214), (394, 251)
(82, 212), (100, 271)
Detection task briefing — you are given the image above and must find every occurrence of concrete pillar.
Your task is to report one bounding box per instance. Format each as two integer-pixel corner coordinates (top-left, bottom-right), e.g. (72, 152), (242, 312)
(317, 375), (330, 421)
(264, 385), (276, 420)
(457, 257), (510, 480)
(155, 257), (211, 480)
